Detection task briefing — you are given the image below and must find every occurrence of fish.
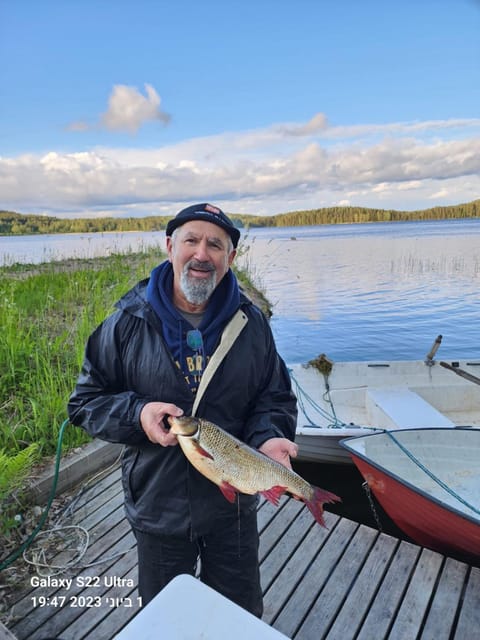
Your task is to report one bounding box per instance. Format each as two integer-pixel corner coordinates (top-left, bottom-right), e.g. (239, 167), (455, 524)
(168, 415), (341, 527)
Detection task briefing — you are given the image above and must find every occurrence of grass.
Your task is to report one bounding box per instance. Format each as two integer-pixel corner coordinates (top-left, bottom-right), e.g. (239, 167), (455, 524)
(0, 250), (163, 512)
(0, 246), (266, 514)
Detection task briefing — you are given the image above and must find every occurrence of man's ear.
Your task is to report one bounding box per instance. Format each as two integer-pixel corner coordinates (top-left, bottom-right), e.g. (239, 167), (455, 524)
(228, 249), (237, 267)
(166, 236), (173, 261)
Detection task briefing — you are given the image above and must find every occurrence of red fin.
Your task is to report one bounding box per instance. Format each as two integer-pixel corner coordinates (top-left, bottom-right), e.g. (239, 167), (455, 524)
(219, 481), (237, 503)
(193, 442), (214, 460)
(260, 486), (287, 506)
(303, 486), (341, 528)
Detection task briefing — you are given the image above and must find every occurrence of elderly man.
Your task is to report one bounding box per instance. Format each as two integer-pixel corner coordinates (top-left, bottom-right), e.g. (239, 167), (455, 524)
(68, 203), (297, 617)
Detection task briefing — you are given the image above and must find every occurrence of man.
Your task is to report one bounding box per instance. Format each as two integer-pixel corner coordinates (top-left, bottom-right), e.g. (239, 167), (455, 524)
(67, 203), (297, 617)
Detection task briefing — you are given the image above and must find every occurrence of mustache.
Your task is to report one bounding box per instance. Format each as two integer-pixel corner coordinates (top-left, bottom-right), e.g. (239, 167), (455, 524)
(185, 259), (215, 272)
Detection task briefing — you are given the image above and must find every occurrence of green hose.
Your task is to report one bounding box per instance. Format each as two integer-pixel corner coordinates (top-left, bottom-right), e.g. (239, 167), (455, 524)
(0, 418), (69, 572)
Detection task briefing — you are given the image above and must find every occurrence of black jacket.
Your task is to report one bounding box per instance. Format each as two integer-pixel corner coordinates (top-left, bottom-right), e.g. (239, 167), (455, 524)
(67, 279), (297, 537)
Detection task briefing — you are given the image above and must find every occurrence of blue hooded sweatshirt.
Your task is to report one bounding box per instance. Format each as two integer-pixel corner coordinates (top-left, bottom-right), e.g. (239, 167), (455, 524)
(146, 260), (240, 393)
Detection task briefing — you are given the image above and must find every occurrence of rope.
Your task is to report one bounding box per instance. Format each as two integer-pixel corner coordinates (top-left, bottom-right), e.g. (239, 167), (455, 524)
(386, 431), (480, 516)
(289, 368), (346, 427)
(0, 419), (70, 571)
(1, 419), (131, 576)
(289, 367), (379, 431)
(322, 378), (342, 425)
(289, 370), (343, 427)
(22, 525), (134, 576)
(22, 444), (130, 576)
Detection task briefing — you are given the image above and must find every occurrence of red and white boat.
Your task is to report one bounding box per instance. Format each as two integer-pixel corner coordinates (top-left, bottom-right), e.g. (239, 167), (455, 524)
(340, 427), (480, 564)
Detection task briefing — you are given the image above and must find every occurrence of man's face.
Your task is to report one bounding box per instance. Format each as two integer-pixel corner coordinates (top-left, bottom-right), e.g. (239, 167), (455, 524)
(167, 220), (236, 309)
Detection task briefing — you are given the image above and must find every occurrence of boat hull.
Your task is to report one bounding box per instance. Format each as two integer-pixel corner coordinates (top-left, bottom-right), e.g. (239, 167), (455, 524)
(295, 426), (382, 464)
(340, 428), (480, 565)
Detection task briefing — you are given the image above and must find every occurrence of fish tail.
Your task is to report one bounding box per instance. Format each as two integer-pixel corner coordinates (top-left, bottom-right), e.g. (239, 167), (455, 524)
(304, 486), (341, 528)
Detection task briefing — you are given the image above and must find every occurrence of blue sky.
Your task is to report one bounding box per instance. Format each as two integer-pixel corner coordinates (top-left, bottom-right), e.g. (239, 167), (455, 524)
(1, 0), (479, 218)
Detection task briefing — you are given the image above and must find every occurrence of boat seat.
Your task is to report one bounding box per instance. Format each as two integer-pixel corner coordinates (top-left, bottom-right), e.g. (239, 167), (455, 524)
(366, 387), (455, 429)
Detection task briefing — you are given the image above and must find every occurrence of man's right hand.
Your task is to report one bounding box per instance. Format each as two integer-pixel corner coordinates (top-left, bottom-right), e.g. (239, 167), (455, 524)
(140, 402), (183, 446)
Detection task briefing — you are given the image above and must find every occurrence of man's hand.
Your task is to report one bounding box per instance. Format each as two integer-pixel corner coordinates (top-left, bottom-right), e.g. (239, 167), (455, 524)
(140, 402), (183, 446)
(258, 437), (298, 470)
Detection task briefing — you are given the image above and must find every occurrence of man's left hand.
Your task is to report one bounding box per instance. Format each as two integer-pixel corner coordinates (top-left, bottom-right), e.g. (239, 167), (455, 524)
(258, 438), (298, 470)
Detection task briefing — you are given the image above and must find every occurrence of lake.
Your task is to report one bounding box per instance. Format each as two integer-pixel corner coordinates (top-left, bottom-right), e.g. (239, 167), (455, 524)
(238, 218), (480, 363)
(1, 218), (479, 364)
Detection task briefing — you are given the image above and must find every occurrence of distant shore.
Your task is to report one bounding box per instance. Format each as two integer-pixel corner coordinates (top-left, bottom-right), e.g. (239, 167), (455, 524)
(1, 198), (478, 236)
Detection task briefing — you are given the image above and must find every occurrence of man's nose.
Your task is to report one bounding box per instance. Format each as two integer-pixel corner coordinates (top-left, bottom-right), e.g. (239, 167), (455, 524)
(194, 240), (210, 261)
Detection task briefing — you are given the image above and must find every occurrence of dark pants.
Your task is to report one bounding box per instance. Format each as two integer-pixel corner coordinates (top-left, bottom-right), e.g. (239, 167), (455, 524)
(132, 506), (263, 618)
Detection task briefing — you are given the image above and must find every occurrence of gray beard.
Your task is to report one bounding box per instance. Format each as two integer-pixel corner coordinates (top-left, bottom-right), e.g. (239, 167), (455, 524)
(180, 263), (217, 305)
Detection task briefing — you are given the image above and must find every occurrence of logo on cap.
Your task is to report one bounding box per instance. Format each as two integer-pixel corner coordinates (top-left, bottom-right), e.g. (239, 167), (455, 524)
(204, 204), (221, 215)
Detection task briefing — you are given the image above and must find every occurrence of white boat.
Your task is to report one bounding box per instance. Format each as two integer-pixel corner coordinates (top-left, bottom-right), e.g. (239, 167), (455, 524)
(290, 352), (480, 465)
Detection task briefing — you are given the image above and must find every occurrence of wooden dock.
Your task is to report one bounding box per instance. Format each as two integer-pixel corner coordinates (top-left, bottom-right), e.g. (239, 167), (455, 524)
(3, 465), (479, 639)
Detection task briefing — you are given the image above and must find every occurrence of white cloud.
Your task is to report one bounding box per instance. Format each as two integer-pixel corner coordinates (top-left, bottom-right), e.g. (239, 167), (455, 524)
(1, 114), (479, 216)
(68, 84), (171, 134)
(276, 113), (329, 136)
(102, 84), (170, 132)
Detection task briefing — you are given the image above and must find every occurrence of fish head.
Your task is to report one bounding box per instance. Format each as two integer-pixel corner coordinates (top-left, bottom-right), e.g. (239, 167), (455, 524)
(168, 415), (200, 438)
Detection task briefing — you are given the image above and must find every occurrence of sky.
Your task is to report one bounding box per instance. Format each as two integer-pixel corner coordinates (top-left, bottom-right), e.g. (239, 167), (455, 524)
(1, 0), (479, 219)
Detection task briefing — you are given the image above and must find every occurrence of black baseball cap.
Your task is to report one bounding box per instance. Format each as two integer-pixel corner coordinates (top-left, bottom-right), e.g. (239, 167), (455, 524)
(166, 203), (240, 248)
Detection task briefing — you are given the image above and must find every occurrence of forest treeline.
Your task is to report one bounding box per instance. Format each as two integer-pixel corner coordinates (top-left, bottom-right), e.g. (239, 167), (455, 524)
(0, 199), (478, 235)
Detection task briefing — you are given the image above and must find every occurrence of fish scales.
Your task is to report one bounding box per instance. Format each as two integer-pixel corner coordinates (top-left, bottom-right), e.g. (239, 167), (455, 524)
(197, 419), (311, 496)
(168, 415), (340, 527)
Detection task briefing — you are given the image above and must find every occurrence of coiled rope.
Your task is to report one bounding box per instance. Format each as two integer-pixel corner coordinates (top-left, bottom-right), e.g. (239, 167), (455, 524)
(0, 419), (70, 572)
(0, 420), (131, 575)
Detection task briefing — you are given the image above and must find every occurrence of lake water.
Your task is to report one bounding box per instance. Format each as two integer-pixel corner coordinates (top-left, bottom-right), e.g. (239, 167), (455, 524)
(238, 219), (480, 363)
(1, 219), (479, 364)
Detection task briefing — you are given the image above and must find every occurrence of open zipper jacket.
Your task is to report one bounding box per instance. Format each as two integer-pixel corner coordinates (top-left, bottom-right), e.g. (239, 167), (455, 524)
(67, 273), (297, 537)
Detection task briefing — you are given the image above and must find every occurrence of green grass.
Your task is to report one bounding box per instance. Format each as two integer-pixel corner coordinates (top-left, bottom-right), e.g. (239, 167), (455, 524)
(0, 250), (163, 505)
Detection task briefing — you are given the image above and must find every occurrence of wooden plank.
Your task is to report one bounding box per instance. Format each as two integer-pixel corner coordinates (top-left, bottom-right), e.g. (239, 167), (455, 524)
(454, 566), (480, 640)
(27, 556), (138, 640)
(73, 482), (124, 527)
(9, 522), (134, 638)
(4, 472), (124, 609)
(48, 566), (137, 640)
(295, 524), (378, 639)
(261, 506), (315, 592)
(6, 500), (128, 614)
(388, 548), (444, 640)
(10, 526), (134, 638)
(262, 511), (337, 624)
(259, 498), (306, 562)
(0, 622), (17, 640)
(325, 532), (399, 639)
(74, 571), (138, 640)
(27, 441), (122, 504)
(356, 540), (421, 640)
(420, 557), (469, 640)
(69, 468), (122, 516)
(272, 517), (358, 639)
(82, 587), (141, 640)
(257, 496), (290, 533)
